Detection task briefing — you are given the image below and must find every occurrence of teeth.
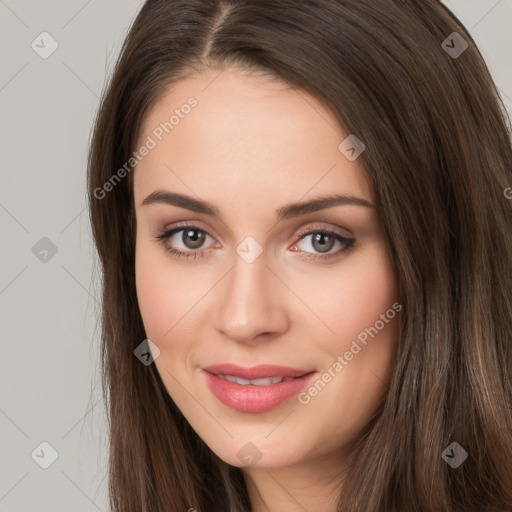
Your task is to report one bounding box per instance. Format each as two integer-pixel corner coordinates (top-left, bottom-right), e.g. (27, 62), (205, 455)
(218, 374), (296, 386)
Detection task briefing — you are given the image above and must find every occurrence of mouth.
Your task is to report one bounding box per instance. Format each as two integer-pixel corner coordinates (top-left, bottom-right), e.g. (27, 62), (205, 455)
(202, 363), (314, 381)
(211, 374), (297, 385)
(202, 364), (317, 413)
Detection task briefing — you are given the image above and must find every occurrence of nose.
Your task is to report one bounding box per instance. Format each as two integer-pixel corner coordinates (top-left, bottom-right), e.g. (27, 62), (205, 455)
(213, 248), (289, 344)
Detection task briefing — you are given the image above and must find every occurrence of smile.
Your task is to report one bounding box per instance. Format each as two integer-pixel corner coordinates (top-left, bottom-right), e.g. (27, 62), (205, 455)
(202, 365), (318, 413)
(215, 374), (297, 385)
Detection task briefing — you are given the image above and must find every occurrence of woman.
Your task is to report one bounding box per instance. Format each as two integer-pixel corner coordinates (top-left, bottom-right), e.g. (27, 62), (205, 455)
(87, 1), (512, 510)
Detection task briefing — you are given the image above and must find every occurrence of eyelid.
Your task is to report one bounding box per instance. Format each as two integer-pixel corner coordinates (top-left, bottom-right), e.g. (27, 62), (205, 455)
(157, 220), (217, 240)
(157, 221), (351, 244)
(294, 222), (353, 240)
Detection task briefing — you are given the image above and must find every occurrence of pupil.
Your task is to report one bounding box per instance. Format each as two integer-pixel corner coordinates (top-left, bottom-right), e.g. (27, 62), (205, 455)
(313, 233), (334, 253)
(184, 229), (204, 249)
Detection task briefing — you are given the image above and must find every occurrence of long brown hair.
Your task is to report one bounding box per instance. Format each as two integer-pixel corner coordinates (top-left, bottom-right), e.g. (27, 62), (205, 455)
(87, 1), (512, 510)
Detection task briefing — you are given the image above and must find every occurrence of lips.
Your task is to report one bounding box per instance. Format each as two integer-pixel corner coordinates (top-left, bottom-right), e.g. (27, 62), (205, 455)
(202, 364), (318, 413)
(202, 363), (313, 380)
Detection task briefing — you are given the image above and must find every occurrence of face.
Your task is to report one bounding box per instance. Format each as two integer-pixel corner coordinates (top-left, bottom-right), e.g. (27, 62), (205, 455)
(133, 66), (400, 470)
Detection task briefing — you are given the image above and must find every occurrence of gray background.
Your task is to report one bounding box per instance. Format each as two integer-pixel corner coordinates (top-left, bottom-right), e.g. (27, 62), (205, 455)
(0, 1), (511, 511)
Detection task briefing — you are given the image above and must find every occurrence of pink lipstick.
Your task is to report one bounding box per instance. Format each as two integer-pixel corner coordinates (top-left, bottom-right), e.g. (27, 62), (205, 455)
(202, 364), (317, 413)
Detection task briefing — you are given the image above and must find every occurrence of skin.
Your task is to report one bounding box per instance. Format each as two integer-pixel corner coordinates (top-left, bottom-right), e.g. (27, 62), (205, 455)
(133, 66), (400, 512)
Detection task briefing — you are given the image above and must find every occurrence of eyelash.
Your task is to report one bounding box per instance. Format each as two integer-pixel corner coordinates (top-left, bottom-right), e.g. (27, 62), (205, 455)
(155, 222), (355, 262)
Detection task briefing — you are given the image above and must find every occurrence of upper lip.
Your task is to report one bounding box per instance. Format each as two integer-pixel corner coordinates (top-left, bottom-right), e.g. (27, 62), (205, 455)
(202, 364), (315, 380)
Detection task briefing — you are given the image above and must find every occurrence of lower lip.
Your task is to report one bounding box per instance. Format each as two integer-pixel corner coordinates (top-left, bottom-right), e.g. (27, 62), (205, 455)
(203, 370), (317, 413)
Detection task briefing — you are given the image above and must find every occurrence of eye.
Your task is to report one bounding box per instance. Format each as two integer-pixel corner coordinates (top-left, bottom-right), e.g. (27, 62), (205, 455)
(154, 223), (355, 262)
(291, 227), (355, 261)
(155, 224), (217, 260)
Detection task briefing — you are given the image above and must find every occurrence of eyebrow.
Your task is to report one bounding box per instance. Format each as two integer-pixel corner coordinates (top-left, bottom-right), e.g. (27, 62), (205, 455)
(141, 190), (375, 221)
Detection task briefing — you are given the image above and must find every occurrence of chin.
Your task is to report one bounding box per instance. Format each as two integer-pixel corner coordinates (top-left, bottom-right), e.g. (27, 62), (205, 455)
(213, 443), (297, 470)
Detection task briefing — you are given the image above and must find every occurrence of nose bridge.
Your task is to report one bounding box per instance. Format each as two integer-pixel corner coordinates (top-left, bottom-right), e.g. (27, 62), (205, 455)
(214, 244), (285, 341)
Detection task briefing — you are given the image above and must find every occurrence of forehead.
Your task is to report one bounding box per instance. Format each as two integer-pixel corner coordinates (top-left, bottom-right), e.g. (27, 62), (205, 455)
(134, 67), (373, 209)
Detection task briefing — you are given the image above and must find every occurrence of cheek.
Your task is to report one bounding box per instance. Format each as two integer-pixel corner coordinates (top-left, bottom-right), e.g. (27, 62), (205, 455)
(135, 237), (217, 347)
(135, 244), (165, 339)
(298, 242), (399, 345)
(135, 239), (186, 341)
(343, 250), (397, 335)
